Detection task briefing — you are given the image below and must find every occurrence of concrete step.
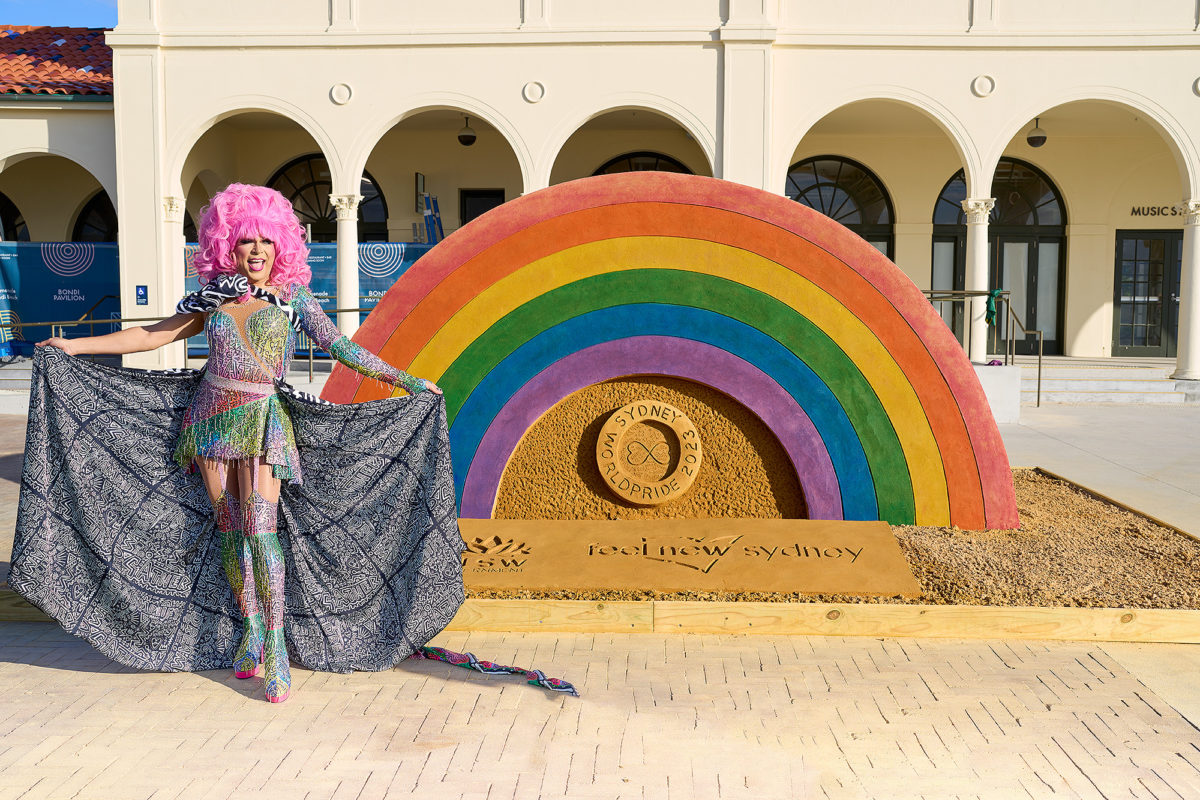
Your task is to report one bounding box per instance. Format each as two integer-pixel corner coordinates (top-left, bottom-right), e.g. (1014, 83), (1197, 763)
(1026, 378), (1182, 393)
(0, 359), (32, 393)
(1022, 389), (1186, 405)
(1019, 366), (1173, 381)
(1018, 364), (1190, 404)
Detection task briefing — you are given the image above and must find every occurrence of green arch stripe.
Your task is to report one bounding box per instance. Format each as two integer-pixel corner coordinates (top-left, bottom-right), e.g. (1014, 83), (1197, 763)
(438, 268), (915, 522)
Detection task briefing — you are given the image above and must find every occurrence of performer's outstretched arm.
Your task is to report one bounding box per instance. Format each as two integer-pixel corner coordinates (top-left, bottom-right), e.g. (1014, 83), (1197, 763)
(37, 312), (203, 356)
(290, 285), (440, 394)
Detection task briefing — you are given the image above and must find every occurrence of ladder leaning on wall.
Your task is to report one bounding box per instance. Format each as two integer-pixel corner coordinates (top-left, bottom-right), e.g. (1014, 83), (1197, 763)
(422, 193), (445, 244)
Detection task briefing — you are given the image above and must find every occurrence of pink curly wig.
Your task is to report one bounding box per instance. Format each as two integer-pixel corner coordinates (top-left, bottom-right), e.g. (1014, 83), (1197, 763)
(194, 183), (311, 294)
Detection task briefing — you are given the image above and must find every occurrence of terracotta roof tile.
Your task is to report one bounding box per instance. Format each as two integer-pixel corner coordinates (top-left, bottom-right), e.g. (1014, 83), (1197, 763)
(0, 26), (112, 96)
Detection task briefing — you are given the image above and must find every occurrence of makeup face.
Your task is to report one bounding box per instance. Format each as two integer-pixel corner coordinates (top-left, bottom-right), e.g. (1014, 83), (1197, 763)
(232, 235), (276, 288)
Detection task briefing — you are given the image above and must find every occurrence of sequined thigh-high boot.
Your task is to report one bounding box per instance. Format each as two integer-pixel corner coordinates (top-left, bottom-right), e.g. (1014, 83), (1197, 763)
(215, 491), (265, 678)
(244, 491), (290, 703)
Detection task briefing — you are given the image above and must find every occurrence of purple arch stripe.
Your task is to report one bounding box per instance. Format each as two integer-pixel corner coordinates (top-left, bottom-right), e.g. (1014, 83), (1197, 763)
(459, 336), (842, 520)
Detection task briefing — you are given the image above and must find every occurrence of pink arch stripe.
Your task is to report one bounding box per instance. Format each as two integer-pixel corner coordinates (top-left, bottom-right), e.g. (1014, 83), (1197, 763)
(460, 336), (841, 520)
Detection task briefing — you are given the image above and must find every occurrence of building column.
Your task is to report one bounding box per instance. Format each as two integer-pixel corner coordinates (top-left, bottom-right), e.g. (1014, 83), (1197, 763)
(962, 198), (995, 363)
(520, 0), (550, 29)
(718, 1), (776, 190)
(1172, 200), (1200, 380)
(160, 196), (186, 366)
(330, 193), (362, 337)
(108, 37), (172, 369)
(327, 0), (357, 31)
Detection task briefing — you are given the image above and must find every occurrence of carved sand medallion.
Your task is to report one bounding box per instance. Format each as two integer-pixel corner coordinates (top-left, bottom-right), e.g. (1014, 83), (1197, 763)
(596, 400), (702, 505)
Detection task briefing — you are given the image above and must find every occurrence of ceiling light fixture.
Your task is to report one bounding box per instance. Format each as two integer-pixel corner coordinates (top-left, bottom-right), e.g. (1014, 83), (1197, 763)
(1026, 117), (1047, 148)
(457, 116), (477, 147)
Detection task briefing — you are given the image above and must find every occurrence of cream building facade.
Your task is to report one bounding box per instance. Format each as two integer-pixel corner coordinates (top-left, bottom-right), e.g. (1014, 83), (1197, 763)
(2, 0), (1198, 379)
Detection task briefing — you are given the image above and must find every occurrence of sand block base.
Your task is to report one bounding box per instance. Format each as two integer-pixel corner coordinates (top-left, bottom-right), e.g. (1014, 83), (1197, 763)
(460, 518), (920, 597)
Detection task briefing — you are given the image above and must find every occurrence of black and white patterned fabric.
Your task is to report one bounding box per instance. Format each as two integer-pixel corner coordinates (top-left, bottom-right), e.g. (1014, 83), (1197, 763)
(11, 346), (466, 673)
(175, 274), (249, 314)
(175, 275), (301, 331)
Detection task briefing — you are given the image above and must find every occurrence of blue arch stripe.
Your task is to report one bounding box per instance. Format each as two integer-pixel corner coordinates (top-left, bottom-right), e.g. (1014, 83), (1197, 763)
(448, 303), (878, 520)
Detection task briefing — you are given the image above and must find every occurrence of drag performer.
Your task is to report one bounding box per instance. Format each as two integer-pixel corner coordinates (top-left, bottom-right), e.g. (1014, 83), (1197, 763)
(15, 184), (575, 701)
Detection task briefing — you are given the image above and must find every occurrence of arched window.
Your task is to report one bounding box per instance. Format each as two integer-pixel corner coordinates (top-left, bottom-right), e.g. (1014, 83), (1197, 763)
(266, 155), (388, 242)
(933, 159), (1065, 227)
(0, 191), (29, 241)
(785, 156), (894, 258)
(931, 158), (1067, 355)
(71, 192), (118, 242)
(183, 210), (197, 243)
(593, 151), (692, 176)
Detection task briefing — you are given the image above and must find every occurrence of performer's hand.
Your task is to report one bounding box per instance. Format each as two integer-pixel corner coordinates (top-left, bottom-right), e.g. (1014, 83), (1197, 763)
(423, 380), (443, 395)
(36, 337), (77, 355)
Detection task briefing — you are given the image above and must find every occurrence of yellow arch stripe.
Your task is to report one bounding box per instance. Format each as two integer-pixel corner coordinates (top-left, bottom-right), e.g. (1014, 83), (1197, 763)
(410, 236), (949, 525)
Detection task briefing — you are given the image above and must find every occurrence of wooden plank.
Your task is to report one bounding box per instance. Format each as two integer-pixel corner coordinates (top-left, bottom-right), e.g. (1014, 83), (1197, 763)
(0, 586), (50, 623)
(651, 601), (1200, 643)
(4, 584), (1195, 644)
(446, 599), (654, 634)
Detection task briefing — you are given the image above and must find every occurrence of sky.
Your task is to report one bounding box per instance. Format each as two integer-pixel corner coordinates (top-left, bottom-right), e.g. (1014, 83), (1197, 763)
(0, 0), (117, 28)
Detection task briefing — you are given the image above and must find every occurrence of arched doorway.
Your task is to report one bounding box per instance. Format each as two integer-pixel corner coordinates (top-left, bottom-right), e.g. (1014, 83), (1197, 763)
(550, 108), (712, 185)
(786, 155), (894, 259)
(178, 110), (337, 236)
(71, 191), (119, 242)
(592, 151), (693, 176)
(362, 108), (524, 238)
(932, 158), (1067, 354)
(0, 191), (28, 241)
(266, 154), (388, 242)
(0, 154), (111, 241)
(782, 98), (969, 290)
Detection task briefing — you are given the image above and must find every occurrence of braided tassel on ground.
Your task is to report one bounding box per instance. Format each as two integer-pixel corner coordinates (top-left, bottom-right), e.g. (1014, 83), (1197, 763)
(411, 646), (578, 696)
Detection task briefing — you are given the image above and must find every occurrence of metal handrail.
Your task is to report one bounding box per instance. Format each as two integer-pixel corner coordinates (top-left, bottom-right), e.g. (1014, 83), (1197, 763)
(0, 305), (376, 383)
(922, 289), (1043, 407)
(48, 293), (119, 340)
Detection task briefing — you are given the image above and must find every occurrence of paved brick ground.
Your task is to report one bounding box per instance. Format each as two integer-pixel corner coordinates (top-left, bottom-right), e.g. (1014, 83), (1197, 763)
(5, 411), (1200, 799)
(2, 623), (1199, 799)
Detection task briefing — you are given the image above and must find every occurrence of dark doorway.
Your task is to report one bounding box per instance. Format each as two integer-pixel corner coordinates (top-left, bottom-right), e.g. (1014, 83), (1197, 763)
(0, 191), (28, 241)
(460, 189), (505, 226)
(1112, 230), (1182, 357)
(71, 191), (118, 242)
(931, 158), (1067, 355)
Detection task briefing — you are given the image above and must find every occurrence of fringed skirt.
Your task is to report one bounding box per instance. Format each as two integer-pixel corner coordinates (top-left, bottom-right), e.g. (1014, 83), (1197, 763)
(172, 372), (302, 483)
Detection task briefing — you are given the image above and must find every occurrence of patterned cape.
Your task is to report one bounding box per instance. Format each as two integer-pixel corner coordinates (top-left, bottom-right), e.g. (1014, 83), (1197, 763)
(11, 347), (466, 674)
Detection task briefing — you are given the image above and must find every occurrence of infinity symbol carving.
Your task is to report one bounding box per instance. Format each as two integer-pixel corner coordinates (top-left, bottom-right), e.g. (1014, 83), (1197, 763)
(625, 441), (669, 466)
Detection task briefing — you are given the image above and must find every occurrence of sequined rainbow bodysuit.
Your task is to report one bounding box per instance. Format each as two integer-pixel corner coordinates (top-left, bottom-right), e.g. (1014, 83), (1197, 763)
(172, 284), (424, 483)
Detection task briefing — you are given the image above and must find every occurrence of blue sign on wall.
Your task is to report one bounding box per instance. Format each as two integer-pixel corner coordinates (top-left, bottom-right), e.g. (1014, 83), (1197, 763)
(0, 242), (428, 359)
(0, 243), (121, 357)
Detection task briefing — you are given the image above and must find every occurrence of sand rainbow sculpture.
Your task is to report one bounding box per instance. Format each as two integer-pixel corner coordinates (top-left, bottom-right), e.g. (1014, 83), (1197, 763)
(322, 173), (1018, 530)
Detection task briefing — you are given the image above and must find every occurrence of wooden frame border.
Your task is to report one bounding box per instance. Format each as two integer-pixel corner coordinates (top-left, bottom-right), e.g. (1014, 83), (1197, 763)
(447, 599), (1200, 643)
(3, 587), (1195, 643)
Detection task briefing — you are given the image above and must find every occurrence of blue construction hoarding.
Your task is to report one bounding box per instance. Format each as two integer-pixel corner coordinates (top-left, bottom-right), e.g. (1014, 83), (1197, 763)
(0, 242), (431, 358)
(0, 243), (121, 357)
